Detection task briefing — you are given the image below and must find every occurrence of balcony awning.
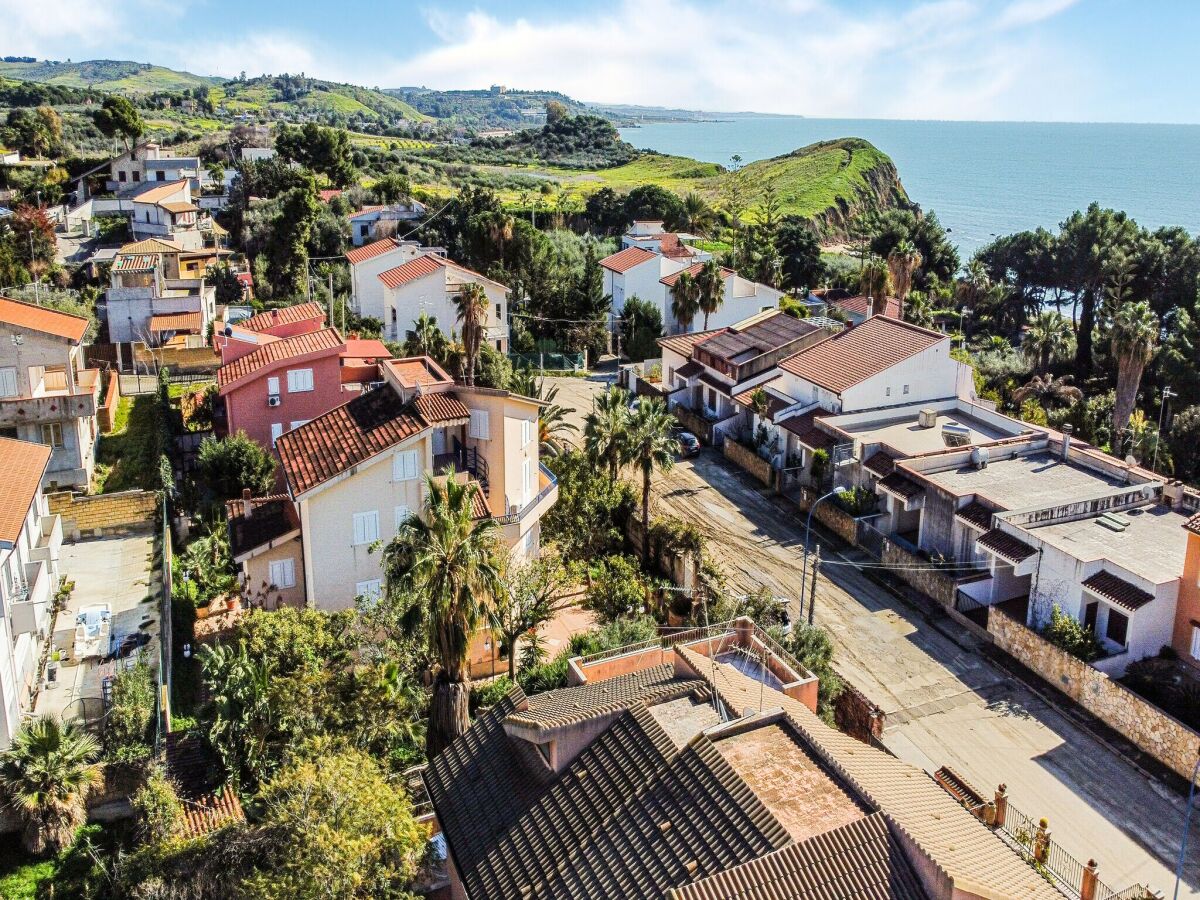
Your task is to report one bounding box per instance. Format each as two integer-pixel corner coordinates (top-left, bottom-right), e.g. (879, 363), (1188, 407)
(976, 528), (1037, 565)
(1082, 569), (1154, 612)
(877, 471), (924, 501)
(955, 500), (995, 532)
(150, 311), (202, 334)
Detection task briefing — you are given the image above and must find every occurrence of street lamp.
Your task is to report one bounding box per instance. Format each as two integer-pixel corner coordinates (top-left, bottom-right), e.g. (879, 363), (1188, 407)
(959, 307), (970, 348)
(802, 486), (846, 624)
(1174, 746), (1200, 900)
(1154, 386), (1177, 473)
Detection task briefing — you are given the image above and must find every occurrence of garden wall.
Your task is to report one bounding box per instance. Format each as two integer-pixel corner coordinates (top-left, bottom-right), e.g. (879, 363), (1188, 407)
(97, 371), (121, 433)
(880, 538), (959, 608)
(48, 489), (158, 540)
(132, 344), (219, 374)
(989, 606), (1200, 780)
(723, 438), (777, 489)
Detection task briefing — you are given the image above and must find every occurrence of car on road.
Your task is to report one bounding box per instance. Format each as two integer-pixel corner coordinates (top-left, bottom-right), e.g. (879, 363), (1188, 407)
(675, 430), (700, 458)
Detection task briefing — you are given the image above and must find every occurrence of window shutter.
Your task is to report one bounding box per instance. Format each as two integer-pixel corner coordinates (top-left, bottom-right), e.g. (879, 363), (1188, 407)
(355, 579), (382, 602)
(267, 376), (280, 396)
(469, 410), (490, 440)
(393, 449), (418, 481)
(287, 368), (314, 393)
(394, 505), (411, 529)
(353, 511), (379, 545)
(1192, 626), (1200, 659)
(269, 558), (295, 589)
(270, 423), (283, 446)
(0, 367), (17, 398)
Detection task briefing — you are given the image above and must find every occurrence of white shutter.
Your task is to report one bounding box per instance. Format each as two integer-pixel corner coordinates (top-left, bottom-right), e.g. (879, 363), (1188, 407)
(392, 449), (418, 481)
(469, 409), (490, 440)
(352, 510), (379, 545)
(1192, 627), (1200, 659)
(0, 367), (17, 398)
(267, 376), (280, 396)
(523, 458), (532, 504)
(394, 505), (411, 529)
(287, 368), (314, 392)
(268, 558), (295, 589)
(522, 418), (531, 447)
(270, 423), (283, 446)
(355, 579), (383, 602)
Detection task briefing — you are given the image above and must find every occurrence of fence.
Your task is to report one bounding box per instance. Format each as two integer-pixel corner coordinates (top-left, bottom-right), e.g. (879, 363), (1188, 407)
(156, 492), (173, 750)
(508, 350), (585, 371)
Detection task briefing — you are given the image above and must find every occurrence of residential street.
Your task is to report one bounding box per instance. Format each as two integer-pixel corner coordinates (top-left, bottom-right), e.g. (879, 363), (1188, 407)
(650, 449), (1200, 897)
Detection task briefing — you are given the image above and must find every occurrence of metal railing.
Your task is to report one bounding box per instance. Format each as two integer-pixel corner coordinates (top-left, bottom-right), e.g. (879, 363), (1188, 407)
(494, 464), (557, 525)
(402, 764), (435, 820)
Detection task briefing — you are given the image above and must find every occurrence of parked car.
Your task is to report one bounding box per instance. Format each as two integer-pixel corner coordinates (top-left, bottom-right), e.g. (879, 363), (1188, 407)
(676, 430), (700, 458)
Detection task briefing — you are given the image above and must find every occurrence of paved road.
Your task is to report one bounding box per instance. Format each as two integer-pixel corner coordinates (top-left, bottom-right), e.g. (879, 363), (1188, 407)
(651, 450), (1199, 897)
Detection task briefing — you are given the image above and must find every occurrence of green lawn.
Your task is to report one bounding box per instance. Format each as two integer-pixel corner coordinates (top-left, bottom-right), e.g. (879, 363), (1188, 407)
(94, 394), (164, 494)
(0, 845), (54, 900)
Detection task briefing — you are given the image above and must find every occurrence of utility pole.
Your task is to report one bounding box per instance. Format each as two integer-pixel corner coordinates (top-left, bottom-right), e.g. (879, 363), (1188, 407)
(328, 270), (334, 331)
(28, 232), (40, 304)
(808, 545), (820, 626)
(1154, 386), (1177, 473)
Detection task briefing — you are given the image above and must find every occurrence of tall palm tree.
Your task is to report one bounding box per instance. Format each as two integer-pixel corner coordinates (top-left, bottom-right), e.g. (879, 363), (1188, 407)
(1, 716), (100, 854)
(584, 387), (632, 481)
(886, 240), (922, 317)
(622, 398), (680, 561)
(383, 475), (501, 758)
(681, 192), (715, 236)
(695, 260), (726, 330)
(1022, 310), (1074, 372)
(669, 271), (701, 334)
(1110, 300), (1159, 444)
(454, 282), (489, 386)
(1011, 373), (1083, 410)
(858, 258), (892, 314)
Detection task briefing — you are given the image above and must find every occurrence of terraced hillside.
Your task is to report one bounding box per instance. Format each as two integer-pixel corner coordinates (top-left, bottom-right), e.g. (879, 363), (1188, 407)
(0, 59), (218, 93)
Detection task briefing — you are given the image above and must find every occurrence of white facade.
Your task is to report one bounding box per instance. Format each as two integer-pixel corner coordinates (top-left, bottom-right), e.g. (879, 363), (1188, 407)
(349, 242), (430, 330)
(604, 254), (686, 332)
(349, 202), (428, 246)
(702, 274), (785, 333)
(375, 265), (509, 350)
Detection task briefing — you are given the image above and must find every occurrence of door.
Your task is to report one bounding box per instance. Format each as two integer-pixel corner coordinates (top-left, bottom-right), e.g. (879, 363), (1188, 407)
(1083, 601), (1098, 633)
(432, 427), (447, 456)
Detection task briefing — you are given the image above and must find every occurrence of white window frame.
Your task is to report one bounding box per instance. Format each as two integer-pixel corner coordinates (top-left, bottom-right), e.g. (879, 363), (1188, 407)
(270, 423), (284, 446)
(392, 449), (419, 482)
(469, 409), (490, 440)
(355, 579), (383, 602)
(268, 558), (296, 589)
(523, 458), (533, 504)
(0, 367), (17, 398)
(289, 420), (308, 431)
(394, 505), (412, 529)
(40, 422), (64, 449)
(521, 418), (531, 447)
(267, 376), (280, 397)
(1191, 625), (1200, 659)
(352, 510), (379, 546)
(287, 368), (314, 393)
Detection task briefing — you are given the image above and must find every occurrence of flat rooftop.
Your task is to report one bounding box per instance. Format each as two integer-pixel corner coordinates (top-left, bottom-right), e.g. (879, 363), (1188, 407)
(922, 451), (1126, 509)
(835, 409), (1015, 457)
(1029, 503), (1190, 585)
(713, 722), (868, 843)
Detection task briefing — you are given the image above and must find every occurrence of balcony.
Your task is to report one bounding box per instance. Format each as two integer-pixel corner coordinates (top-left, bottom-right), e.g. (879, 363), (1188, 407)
(10, 559), (52, 636)
(29, 515), (62, 571)
(0, 369), (100, 426)
(496, 464), (558, 536)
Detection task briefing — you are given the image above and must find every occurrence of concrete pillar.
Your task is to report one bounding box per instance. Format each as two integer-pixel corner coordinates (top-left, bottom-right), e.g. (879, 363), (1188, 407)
(982, 800), (997, 826)
(1080, 859), (1099, 900)
(1033, 818), (1050, 864)
(994, 784), (1008, 829)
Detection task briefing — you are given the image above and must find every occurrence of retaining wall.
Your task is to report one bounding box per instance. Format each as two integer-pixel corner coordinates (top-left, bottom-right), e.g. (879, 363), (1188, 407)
(723, 438), (777, 489)
(48, 489), (157, 539)
(989, 606), (1200, 780)
(97, 372), (121, 433)
(880, 538), (959, 608)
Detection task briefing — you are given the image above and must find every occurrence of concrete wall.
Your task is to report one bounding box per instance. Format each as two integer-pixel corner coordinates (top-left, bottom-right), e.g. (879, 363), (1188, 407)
(989, 606), (1200, 780)
(1174, 532), (1200, 665)
(47, 489), (157, 540)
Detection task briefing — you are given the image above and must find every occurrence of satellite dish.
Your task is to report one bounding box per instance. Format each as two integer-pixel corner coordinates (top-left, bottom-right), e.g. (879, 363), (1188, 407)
(223, 325), (233, 337)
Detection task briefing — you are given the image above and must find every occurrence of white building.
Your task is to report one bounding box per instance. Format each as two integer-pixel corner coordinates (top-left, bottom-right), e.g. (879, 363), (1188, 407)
(600, 246), (686, 332)
(659, 264), (786, 334)
(129, 180), (203, 250)
(108, 142), (201, 196)
(348, 202), (427, 246)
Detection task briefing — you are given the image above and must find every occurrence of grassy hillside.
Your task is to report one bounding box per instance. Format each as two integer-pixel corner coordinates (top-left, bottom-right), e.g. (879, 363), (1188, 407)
(390, 87), (608, 128)
(0, 59), (218, 93)
(215, 76), (429, 123)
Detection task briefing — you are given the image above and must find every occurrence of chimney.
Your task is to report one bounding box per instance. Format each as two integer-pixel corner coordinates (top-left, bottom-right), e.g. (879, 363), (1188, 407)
(271, 308), (279, 319)
(1164, 480), (1185, 509)
(242, 488), (253, 518)
(867, 295), (877, 317)
(1061, 424), (1072, 460)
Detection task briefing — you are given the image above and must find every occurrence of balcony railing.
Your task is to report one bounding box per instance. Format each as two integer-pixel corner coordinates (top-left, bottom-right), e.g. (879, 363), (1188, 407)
(495, 464), (558, 525)
(0, 368), (100, 425)
(11, 559), (52, 636)
(29, 515), (62, 568)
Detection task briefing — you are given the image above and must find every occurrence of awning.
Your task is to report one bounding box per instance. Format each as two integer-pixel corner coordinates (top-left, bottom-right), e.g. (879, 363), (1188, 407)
(778, 410), (834, 450)
(1082, 570), (1154, 612)
(149, 312), (202, 334)
(877, 471), (924, 501)
(976, 528), (1037, 564)
(955, 500), (996, 532)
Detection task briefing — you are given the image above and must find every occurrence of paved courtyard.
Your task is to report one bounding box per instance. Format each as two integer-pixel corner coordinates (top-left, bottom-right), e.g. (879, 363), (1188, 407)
(36, 533), (159, 726)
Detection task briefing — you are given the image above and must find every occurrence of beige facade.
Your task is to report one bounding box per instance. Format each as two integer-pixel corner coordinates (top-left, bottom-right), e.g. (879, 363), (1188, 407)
(240, 538), (307, 610)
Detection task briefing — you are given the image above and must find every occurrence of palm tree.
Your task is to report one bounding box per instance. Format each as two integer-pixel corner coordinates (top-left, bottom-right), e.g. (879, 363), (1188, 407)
(622, 398), (680, 561)
(669, 271), (700, 334)
(886, 240), (922, 317)
(1011, 373), (1083, 410)
(1, 717), (100, 854)
(383, 475), (502, 758)
(695, 260), (726, 331)
(1022, 310), (1074, 372)
(584, 387), (632, 481)
(681, 192), (715, 236)
(454, 282), (489, 386)
(404, 311), (449, 361)
(509, 368), (577, 454)
(904, 293), (935, 328)
(858, 258), (892, 314)
(1110, 300), (1159, 444)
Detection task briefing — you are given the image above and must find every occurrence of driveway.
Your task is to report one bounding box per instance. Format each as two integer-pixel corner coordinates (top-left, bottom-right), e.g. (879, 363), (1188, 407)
(651, 450), (1199, 897)
(543, 373), (614, 448)
(36, 534), (159, 726)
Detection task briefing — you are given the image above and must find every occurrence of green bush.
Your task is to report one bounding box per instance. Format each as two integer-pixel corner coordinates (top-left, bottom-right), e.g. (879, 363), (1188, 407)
(470, 676), (515, 714)
(584, 555), (649, 623)
(1042, 604), (1102, 662)
(105, 653), (156, 762)
(833, 485), (878, 516)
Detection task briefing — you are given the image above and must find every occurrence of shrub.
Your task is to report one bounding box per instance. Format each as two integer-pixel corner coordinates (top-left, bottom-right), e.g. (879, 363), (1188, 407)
(781, 623), (845, 725)
(584, 555), (649, 623)
(197, 430), (276, 502)
(105, 653), (156, 761)
(1041, 604), (1102, 662)
(833, 486), (877, 516)
(470, 676), (515, 714)
(132, 765), (184, 844)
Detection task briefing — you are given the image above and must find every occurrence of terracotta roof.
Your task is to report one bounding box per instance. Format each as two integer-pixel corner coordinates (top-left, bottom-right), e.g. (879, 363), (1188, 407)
(698, 371), (732, 396)
(697, 312), (822, 364)
(133, 179), (188, 203)
(599, 245), (657, 273)
(670, 811), (927, 900)
(238, 302), (325, 333)
(1185, 512), (1200, 536)
(0, 295), (89, 342)
(378, 253), (447, 289)
(180, 788), (245, 839)
(1082, 569), (1155, 612)
(832, 294), (903, 319)
(217, 328), (343, 390)
(112, 254), (157, 272)
(732, 387), (788, 420)
(163, 730), (245, 838)
(507, 664), (702, 730)
(348, 204), (386, 218)
(342, 338), (391, 359)
(976, 528), (1038, 564)
(862, 451), (895, 477)
(117, 238), (179, 254)
(467, 481), (491, 520)
(318, 189), (342, 202)
(660, 263), (736, 288)
(276, 385), (427, 496)
(658, 328), (725, 358)
(674, 360), (703, 380)
(412, 392), (470, 426)
(345, 237), (402, 265)
(149, 311), (201, 333)
(0, 437), (51, 545)
(383, 356), (455, 389)
(877, 471), (924, 501)
(224, 494), (299, 560)
(159, 200), (198, 213)
(778, 410), (834, 450)
(779, 317), (946, 395)
(955, 500), (996, 531)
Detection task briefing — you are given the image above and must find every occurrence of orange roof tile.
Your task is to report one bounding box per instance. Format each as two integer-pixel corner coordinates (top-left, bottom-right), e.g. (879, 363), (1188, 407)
(833, 294), (902, 319)
(117, 238), (180, 255)
(342, 338), (391, 359)
(413, 392), (471, 426)
(383, 356), (454, 389)
(0, 437), (51, 545)
(345, 237), (403, 265)
(599, 246), (656, 273)
(217, 328), (344, 390)
(133, 179), (189, 203)
(657, 328), (725, 357)
(778, 316), (946, 394)
(378, 254), (447, 289)
(0, 295), (89, 343)
(238, 302), (325, 333)
(660, 262), (735, 287)
(348, 205), (386, 218)
(149, 311), (202, 333)
(159, 200), (198, 214)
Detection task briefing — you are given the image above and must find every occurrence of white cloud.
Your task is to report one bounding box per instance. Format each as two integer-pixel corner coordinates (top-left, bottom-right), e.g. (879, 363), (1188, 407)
(996, 0), (1081, 29)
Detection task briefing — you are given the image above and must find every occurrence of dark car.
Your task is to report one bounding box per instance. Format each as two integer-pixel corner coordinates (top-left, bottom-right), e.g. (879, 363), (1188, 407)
(676, 430), (700, 458)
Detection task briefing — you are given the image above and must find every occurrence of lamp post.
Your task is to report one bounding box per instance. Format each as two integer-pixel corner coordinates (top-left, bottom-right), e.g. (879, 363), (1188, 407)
(959, 307), (970, 348)
(802, 486), (845, 624)
(1154, 386), (1177, 474)
(1174, 746), (1200, 900)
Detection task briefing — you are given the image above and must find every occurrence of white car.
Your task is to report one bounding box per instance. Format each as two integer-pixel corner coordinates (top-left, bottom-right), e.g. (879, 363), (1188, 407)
(74, 604), (112, 660)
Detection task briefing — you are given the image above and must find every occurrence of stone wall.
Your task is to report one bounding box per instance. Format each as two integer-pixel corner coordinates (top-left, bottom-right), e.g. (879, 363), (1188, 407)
(48, 489), (158, 539)
(97, 372), (121, 433)
(880, 538), (960, 608)
(132, 344), (219, 374)
(835, 680), (885, 743)
(723, 437), (776, 489)
(990, 606), (1200, 780)
(672, 405), (716, 445)
(789, 485), (861, 546)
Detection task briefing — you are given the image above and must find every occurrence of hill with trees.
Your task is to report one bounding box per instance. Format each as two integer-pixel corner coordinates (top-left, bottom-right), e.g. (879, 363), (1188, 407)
(0, 58), (219, 93)
(387, 86), (608, 128)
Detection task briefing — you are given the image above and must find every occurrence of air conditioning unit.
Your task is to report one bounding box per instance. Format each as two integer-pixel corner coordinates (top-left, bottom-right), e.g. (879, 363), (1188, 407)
(917, 408), (938, 428)
(267, 395), (281, 407)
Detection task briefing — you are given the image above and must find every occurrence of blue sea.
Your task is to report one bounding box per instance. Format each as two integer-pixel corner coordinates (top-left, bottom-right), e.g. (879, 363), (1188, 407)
(619, 118), (1200, 257)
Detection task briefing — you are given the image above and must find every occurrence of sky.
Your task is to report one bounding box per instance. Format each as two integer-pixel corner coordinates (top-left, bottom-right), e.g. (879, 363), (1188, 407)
(4, 0), (1199, 123)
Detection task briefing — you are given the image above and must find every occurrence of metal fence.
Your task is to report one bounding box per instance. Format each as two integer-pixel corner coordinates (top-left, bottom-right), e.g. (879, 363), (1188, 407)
(156, 492), (173, 750)
(508, 350), (585, 371)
